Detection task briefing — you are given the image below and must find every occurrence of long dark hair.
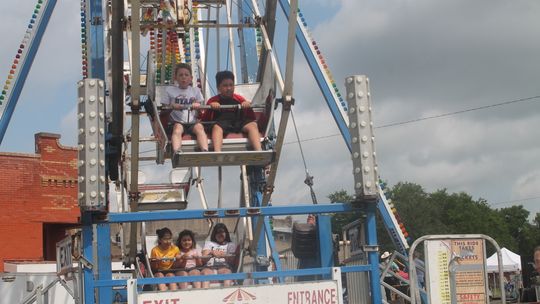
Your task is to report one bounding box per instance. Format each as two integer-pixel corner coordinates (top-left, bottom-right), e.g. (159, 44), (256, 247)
(210, 223), (231, 243)
(177, 229), (197, 249)
(156, 227), (172, 240)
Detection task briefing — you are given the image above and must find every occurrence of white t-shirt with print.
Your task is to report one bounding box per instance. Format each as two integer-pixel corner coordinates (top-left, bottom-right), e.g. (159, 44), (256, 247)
(162, 85), (204, 124)
(203, 240), (236, 267)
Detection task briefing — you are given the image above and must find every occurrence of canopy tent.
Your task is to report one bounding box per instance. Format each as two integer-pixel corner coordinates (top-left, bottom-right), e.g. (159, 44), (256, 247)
(486, 247), (522, 273)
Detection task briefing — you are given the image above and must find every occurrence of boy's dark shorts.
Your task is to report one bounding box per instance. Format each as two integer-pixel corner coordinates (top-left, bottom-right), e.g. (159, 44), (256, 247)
(214, 119), (255, 135)
(168, 122), (200, 135)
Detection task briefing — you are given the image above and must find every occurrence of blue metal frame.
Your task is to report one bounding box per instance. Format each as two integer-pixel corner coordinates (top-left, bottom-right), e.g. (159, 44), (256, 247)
(238, 0), (259, 82)
(97, 223), (112, 303)
(81, 213), (94, 304)
(76, 1), (403, 303)
(107, 203), (355, 223)
(317, 215), (333, 280)
(0, 0), (58, 145)
(365, 202), (383, 304)
(93, 265), (371, 288)
(277, 2), (391, 302)
(264, 216), (284, 283)
(81, 1), (107, 302)
(277, 0), (351, 152)
(87, 0), (105, 79)
(247, 166), (270, 274)
(377, 197), (409, 254)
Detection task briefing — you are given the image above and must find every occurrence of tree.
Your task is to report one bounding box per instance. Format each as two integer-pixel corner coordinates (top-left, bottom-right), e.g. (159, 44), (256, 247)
(328, 189), (357, 235)
(327, 182), (540, 268)
(534, 213), (540, 229)
(498, 206), (530, 252)
(389, 182), (448, 239)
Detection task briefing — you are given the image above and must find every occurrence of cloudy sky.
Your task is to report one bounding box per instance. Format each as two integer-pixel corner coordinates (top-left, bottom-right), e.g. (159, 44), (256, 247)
(1, 0), (540, 220)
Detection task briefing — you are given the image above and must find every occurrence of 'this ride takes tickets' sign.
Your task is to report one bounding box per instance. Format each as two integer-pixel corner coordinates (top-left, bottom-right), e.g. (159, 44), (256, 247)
(425, 239), (488, 304)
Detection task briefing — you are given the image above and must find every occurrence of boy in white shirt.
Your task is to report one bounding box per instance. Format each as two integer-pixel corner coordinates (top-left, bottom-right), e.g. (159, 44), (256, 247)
(162, 63), (208, 156)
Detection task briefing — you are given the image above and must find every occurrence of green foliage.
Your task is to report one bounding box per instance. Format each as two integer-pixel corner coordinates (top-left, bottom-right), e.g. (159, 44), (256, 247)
(328, 189), (358, 235)
(328, 182), (540, 263)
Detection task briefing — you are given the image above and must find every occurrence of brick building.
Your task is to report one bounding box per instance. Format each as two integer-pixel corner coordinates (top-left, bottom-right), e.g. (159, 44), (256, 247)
(0, 133), (79, 271)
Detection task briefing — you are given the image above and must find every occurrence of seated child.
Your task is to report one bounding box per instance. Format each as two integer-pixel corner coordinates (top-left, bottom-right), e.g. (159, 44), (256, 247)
(174, 229), (203, 289)
(201, 70), (262, 152)
(161, 63), (208, 156)
(150, 227), (181, 291)
(201, 223), (238, 287)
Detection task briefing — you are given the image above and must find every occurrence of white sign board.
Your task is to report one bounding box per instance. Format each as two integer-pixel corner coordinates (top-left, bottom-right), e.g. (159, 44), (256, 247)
(425, 239), (488, 304)
(56, 236), (73, 275)
(135, 280), (342, 304)
(425, 240), (451, 303)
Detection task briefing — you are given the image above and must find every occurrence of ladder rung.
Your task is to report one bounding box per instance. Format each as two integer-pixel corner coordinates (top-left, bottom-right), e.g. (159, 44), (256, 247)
(172, 150), (275, 168)
(197, 0), (226, 5)
(136, 187), (188, 211)
(126, 136), (156, 142)
(137, 201), (187, 211)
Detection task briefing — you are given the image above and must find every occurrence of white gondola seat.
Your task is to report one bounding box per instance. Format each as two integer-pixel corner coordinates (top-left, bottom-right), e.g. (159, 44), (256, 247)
(142, 234), (240, 288)
(153, 83), (276, 168)
(129, 168), (192, 211)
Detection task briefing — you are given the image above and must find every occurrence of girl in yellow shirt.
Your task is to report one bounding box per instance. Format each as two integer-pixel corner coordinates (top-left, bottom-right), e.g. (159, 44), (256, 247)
(150, 227), (181, 291)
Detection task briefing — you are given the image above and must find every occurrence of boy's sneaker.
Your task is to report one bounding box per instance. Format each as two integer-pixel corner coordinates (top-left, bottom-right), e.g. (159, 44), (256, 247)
(172, 150), (182, 165)
(165, 143), (173, 157)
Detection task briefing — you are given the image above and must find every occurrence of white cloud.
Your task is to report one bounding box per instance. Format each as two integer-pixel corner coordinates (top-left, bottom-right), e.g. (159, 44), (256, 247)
(279, 0), (540, 218)
(60, 106), (77, 146)
(2, 0), (540, 220)
(512, 170), (540, 199)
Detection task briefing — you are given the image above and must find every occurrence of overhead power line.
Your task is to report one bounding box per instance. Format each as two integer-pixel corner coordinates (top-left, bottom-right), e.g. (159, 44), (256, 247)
(284, 95), (540, 145)
(491, 195), (540, 207)
(377, 95), (540, 129)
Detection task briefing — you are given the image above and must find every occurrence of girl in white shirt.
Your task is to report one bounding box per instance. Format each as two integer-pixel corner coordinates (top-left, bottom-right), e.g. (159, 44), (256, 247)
(201, 223), (238, 287)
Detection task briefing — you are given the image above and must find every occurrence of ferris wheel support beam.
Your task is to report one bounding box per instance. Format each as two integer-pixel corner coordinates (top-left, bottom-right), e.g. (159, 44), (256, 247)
(127, 0), (143, 270)
(278, 0), (351, 150)
(259, 0), (297, 209)
(281, 0), (410, 278)
(255, 0), (277, 82)
(86, 0), (106, 79)
(0, 0), (58, 145)
(108, 0), (125, 181)
(238, 0), (259, 83)
(249, 0), (298, 258)
(225, 0), (238, 77)
(80, 0), (113, 302)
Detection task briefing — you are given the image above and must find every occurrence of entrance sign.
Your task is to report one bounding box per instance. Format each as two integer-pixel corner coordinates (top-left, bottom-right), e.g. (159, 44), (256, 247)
(132, 279), (343, 304)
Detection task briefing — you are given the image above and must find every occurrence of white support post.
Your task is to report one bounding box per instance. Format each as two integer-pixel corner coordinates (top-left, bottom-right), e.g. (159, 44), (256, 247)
(226, 0), (237, 77)
(36, 285), (44, 304)
(126, 279), (138, 304)
(77, 79), (107, 211)
(332, 267), (345, 304)
(345, 75), (379, 202)
(194, 167), (210, 210)
(241, 165), (254, 242)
